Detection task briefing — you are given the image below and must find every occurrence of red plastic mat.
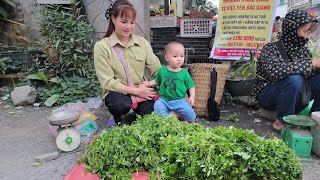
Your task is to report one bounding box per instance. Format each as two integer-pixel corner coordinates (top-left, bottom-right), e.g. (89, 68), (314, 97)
(64, 162), (154, 180)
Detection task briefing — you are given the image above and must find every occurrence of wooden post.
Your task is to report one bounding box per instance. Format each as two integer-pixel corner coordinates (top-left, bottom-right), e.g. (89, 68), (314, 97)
(12, 24), (16, 47)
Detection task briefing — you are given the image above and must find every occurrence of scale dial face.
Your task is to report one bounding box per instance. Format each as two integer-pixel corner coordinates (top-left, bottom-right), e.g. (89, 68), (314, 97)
(56, 128), (81, 152)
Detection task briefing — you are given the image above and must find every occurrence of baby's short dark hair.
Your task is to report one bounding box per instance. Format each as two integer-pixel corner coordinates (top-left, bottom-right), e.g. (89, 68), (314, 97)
(164, 41), (184, 54)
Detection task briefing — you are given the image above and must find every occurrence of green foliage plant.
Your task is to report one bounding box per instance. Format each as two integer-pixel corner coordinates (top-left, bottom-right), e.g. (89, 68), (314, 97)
(230, 45), (259, 80)
(30, 1), (102, 106)
(26, 71), (101, 107)
(82, 114), (302, 180)
(224, 113), (239, 122)
(38, 0), (96, 77)
(0, 57), (11, 74)
(0, 0), (16, 18)
(308, 27), (320, 59)
(26, 71), (48, 85)
(0, 56), (24, 74)
(312, 46), (320, 59)
(189, 0), (218, 15)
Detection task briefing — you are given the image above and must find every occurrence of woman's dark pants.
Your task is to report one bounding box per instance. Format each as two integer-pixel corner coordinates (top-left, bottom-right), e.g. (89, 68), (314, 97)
(105, 92), (154, 124)
(257, 74), (320, 123)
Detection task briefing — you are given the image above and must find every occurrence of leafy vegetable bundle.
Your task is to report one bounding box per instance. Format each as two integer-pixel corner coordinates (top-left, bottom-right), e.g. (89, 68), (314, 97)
(82, 114), (302, 180)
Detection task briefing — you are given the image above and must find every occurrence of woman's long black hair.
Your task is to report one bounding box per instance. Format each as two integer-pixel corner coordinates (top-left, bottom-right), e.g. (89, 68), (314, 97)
(104, 0), (136, 38)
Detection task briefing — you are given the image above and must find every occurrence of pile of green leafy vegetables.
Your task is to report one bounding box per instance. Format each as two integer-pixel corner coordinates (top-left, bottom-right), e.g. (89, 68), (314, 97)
(81, 114), (302, 180)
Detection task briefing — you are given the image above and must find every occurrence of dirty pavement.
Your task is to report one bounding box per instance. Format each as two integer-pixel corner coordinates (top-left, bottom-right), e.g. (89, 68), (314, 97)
(1, 100), (320, 180)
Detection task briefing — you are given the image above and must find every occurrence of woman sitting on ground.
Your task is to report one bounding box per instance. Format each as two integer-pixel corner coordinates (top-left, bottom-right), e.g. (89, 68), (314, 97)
(94, 0), (161, 125)
(254, 9), (320, 131)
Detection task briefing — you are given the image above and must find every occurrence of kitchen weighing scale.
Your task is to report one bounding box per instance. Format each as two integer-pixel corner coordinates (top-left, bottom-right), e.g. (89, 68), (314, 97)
(281, 115), (317, 160)
(48, 109), (81, 152)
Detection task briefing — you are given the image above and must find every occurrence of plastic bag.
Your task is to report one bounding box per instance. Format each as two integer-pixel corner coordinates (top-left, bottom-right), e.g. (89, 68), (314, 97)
(86, 96), (103, 110)
(207, 69), (220, 121)
(76, 118), (98, 138)
(74, 112), (97, 125)
(53, 101), (90, 115)
(298, 99), (314, 116)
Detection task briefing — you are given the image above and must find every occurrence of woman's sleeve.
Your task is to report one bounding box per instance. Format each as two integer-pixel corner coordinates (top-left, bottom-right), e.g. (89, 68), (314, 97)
(144, 39), (161, 78)
(305, 48), (315, 75)
(94, 42), (124, 93)
(260, 43), (313, 82)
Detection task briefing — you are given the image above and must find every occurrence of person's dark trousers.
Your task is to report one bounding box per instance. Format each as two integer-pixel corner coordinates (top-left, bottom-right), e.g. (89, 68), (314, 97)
(257, 74), (320, 123)
(104, 91), (154, 125)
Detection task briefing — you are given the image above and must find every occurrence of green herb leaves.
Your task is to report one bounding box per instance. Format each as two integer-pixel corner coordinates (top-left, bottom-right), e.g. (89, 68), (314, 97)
(82, 114), (302, 180)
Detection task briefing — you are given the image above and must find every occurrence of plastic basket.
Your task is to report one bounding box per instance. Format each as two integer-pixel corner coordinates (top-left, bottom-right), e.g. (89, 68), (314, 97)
(150, 16), (177, 28)
(190, 58), (212, 63)
(180, 18), (213, 37)
(0, 51), (31, 72)
(183, 63), (230, 117)
(0, 51), (44, 73)
(176, 36), (211, 59)
(151, 27), (178, 53)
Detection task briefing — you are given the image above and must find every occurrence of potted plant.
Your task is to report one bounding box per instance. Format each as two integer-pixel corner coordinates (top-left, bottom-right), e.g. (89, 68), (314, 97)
(226, 46), (259, 97)
(0, 0), (16, 19)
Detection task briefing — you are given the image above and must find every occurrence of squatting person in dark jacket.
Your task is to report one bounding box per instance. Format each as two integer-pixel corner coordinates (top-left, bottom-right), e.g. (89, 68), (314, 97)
(254, 9), (320, 131)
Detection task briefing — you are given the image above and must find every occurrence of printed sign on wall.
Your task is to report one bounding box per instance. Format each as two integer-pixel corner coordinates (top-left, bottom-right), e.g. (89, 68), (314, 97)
(288, 0), (310, 10)
(210, 0), (276, 60)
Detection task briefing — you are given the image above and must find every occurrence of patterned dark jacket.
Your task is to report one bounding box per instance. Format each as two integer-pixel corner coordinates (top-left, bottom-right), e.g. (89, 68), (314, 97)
(254, 9), (318, 97)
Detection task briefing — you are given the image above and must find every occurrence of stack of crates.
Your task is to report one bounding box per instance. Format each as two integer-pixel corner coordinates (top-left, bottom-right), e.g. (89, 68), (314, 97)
(150, 27), (178, 55)
(0, 51), (31, 73)
(0, 51), (45, 73)
(150, 25), (213, 64)
(176, 36), (211, 63)
(180, 18), (213, 37)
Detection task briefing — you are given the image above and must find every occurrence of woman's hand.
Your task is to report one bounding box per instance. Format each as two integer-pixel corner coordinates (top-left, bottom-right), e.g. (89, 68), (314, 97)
(134, 85), (157, 100)
(312, 59), (320, 69)
(139, 81), (151, 87)
(139, 80), (158, 87)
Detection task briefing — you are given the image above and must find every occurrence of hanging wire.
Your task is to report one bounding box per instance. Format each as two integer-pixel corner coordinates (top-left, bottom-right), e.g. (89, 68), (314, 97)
(84, 0), (105, 12)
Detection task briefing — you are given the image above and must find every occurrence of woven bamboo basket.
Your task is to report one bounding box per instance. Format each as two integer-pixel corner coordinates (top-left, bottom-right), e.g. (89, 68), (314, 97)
(183, 63), (230, 117)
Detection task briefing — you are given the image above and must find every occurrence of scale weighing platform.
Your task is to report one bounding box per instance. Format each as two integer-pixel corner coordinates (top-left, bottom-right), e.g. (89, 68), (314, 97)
(281, 115), (317, 160)
(48, 109), (81, 152)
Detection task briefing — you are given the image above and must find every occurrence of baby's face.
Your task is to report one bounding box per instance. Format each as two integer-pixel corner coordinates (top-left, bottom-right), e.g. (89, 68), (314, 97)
(165, 44), (185, 69)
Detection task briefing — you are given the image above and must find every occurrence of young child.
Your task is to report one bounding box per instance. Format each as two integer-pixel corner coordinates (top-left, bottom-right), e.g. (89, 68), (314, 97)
(144, 42), (197, 123)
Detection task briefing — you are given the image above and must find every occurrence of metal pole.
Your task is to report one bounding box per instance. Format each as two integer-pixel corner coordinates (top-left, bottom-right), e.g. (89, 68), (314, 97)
(165, 0), (169, 15)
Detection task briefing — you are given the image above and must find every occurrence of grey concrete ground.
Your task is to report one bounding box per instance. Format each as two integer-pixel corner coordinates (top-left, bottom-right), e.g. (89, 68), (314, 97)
(0, 101), (320, 180)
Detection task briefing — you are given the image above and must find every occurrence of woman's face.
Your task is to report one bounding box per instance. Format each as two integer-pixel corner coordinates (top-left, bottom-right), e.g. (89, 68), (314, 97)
(297, 22), (317, 39)
(112, 15), (135, 39)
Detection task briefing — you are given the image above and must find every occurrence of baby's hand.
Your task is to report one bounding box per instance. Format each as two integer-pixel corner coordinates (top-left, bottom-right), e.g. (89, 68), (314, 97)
(188, 96), (195, 107)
